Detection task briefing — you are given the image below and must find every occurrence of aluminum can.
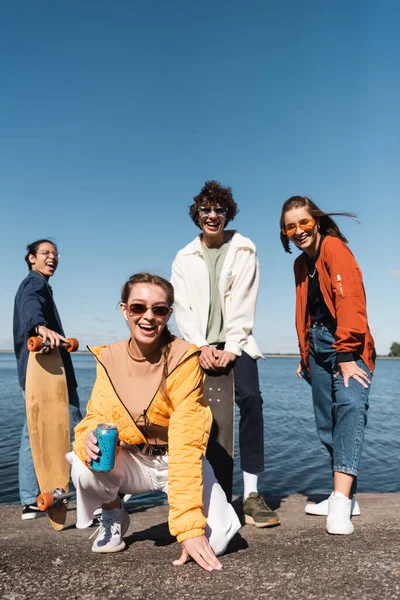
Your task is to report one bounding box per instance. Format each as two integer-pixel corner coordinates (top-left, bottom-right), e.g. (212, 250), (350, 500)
(91, 423), (118, 472)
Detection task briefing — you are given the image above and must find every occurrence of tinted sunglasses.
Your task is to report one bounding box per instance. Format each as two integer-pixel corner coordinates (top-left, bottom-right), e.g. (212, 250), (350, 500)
(198, 206), (228, 217)
(282, 217), (316, 237)
(125, 303), (170, 317)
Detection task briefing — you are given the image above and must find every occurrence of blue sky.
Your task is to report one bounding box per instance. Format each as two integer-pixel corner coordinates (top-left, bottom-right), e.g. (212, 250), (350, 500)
(1, 0), (399, 354)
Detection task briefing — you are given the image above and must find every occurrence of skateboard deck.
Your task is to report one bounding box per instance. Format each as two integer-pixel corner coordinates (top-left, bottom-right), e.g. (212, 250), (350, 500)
(205, 369), (235, 502)
(25, 339), (74, 530)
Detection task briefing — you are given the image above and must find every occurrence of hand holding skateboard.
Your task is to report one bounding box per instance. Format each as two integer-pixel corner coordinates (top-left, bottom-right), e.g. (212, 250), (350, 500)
(27, 334), (79, 353)
(216, 350), (236, 369)
(199, 346), (220, 371)
(30, 325), (76, 350)
(199, 346), (236, 372)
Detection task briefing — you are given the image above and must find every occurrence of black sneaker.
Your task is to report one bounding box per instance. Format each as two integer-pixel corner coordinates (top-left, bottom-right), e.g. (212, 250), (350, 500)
(22, 502), (46, 520)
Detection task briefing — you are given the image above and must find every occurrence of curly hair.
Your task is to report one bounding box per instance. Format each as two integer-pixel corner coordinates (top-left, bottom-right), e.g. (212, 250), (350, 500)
(189, 180), (238, 228)
(279, 196), (359, 254)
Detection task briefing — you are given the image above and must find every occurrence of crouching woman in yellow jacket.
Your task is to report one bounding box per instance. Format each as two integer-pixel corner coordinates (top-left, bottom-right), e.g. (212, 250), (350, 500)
(68, 272), (241, 571)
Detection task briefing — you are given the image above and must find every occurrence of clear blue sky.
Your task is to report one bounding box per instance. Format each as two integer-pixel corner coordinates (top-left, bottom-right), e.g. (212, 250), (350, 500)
(1, 0), (399, 354)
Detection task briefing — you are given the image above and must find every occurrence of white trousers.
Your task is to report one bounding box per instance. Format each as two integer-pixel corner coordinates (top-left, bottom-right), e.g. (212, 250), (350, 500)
(67, 448), (241, 556)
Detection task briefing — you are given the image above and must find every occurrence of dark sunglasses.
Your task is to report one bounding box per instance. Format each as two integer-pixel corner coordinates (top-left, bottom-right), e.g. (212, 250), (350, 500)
(125, 303), (170, 317)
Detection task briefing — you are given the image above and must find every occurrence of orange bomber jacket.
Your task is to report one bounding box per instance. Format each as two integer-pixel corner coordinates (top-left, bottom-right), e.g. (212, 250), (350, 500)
(294, 235), (375, 373)
(73, 344), (212, 543)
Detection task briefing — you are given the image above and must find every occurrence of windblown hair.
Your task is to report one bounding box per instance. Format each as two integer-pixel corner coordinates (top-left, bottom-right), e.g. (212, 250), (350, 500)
(280, 196), (359, 254)
(121, 272), (174, 407)
(189, 180), (238, 228)
(24, 239), (57, 270)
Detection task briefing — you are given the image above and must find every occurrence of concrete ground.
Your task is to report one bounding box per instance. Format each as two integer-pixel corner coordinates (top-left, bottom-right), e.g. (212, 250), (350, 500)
(1, 493), (399, 600)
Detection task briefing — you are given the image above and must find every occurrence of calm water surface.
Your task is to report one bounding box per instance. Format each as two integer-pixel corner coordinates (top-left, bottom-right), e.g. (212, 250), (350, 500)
(0, 353), (399, 504)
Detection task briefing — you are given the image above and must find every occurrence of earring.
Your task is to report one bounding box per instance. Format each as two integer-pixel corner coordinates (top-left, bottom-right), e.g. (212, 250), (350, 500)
(123, 310), (128, 321)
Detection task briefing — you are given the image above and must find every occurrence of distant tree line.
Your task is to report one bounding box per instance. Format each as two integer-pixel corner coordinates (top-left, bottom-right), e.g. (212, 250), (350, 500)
(389, 342), (400, 357)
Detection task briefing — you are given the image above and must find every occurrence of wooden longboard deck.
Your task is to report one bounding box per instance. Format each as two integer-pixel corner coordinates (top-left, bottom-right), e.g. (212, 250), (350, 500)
(205, 369), (235, 502)
(25, 349), (70, 530)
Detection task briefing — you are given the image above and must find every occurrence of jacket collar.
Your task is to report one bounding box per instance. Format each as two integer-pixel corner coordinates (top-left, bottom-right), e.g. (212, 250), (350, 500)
(28, 269), (53, 293)
(87, 340), (199, 374)
(180, 230), (255, 255)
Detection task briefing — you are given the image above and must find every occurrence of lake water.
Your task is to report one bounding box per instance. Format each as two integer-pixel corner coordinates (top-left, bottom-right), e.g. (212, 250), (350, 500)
(0, 353), (399, 505)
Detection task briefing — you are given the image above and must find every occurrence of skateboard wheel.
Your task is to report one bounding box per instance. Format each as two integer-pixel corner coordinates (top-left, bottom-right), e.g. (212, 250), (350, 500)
(37, 491), (55, 511)
(27, 337), (44, 352)
(66, 338), (79, 352)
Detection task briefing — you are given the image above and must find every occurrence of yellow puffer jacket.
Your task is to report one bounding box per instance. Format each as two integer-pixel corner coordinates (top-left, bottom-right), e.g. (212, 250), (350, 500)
(73, 344), (212, 542)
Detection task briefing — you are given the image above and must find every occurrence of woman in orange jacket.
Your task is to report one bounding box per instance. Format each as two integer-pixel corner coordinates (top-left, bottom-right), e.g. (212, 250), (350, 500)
(280, 196), (375, 536)
(68, 272), (240, 570)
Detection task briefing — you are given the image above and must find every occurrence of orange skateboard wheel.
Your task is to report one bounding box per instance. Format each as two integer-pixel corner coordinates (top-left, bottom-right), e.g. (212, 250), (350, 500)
(27, 337), (44, 352)
(37, 491), (55, 511)
(66, 338), (79, 352)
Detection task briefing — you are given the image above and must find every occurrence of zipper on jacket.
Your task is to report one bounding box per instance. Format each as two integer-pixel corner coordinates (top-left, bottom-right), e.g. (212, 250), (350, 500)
(337, 274), (344, 298)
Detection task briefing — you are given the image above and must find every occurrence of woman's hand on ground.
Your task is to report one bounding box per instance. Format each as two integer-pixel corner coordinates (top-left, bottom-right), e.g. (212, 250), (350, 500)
(199, 346), (220, 371)
(173, 535), (222, 572)
(84, 430), (99, 463)
(36, 325), (68, 349)
(337, 361), (371, 389)
(217, 350), (236, 369)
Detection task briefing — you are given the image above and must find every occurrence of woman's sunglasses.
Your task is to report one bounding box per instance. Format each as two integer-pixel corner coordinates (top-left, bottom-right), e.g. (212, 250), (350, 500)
(125, 303), (170, 317)
(282, 217), (316, 237)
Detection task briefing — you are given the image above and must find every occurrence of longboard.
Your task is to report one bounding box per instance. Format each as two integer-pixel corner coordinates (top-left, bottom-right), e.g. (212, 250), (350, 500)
(25, 336), (78, 530)
(205, 369), (235, 502)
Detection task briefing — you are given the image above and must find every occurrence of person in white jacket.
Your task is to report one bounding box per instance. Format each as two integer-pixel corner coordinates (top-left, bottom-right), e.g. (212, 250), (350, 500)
(171, 180), (279, 528)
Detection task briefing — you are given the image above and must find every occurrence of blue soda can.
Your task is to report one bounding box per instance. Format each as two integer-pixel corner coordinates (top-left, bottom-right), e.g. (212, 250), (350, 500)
(91, 423), (119, 472)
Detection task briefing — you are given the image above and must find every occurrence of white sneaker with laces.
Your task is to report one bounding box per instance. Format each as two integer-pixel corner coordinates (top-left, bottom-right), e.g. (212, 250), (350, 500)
(305, 496), (360, 516)
(91, 507), (130, 553)
(326, 492), (354, 535)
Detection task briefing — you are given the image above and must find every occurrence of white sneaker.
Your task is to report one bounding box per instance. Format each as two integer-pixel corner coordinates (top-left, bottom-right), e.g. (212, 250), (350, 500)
(326, 492), (354, 535)
(91, 507), (130, 553)
(305, 496), (360, 516)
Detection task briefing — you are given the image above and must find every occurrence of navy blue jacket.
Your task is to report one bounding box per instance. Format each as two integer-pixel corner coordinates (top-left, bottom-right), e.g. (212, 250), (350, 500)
(13, 271), (77, 391)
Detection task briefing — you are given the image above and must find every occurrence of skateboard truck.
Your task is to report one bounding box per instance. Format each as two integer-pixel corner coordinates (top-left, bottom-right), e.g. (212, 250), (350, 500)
(37, 489), (75, 511)
(27, 337), (79, 354)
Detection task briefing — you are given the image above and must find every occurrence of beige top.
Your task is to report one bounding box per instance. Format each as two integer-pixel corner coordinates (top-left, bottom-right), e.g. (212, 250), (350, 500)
(98, 337), (193, 444)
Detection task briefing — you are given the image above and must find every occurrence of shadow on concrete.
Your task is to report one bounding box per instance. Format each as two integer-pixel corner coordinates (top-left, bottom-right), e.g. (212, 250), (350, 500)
(126, 521), (175, 547)
(225, 531), (248, 554)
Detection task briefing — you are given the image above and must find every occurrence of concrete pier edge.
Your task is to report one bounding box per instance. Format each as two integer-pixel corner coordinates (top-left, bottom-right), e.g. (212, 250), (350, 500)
(1, 493), (399, 600)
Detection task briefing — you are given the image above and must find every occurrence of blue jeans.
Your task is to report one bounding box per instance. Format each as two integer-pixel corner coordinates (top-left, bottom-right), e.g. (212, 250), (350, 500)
(19, 387), (82, 505)
(308, 324), (371, 482)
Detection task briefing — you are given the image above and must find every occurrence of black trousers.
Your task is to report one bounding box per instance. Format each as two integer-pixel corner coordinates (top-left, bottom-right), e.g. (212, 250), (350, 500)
(233, 350), (265, 474)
